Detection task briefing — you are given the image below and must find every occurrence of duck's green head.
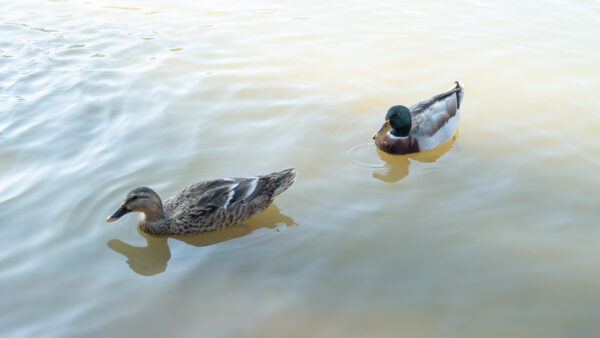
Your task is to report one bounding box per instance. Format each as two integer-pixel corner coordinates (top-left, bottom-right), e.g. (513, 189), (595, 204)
(372, 105), (412, 139)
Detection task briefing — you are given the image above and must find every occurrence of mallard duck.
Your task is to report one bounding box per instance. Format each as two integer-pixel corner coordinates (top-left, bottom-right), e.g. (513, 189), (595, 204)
(106, 168), (297, 236)
(373, 81), (464, 155)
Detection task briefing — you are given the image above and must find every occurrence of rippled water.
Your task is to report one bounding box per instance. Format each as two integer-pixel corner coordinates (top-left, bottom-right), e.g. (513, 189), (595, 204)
(2, 0), (600, 337)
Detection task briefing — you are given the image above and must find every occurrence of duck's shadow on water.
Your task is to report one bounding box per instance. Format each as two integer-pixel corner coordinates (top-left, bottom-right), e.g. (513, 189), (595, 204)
(107, 204), (296, 276)
(372, 135), (456, 183)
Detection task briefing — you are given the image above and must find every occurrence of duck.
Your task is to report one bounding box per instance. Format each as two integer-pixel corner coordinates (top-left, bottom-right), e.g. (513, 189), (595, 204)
(106, 168), (297, 236)
(373, 81), (464, 155)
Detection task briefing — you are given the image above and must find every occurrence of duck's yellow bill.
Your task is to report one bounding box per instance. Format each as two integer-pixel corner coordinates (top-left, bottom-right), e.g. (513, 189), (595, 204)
(372, 120), (391, 140)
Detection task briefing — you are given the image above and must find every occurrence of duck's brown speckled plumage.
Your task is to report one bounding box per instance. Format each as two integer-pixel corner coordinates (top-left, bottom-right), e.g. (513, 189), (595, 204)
(108, 168), (297, 236)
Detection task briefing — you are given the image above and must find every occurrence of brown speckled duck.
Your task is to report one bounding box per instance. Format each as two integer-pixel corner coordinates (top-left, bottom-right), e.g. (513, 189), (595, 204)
(373, 81), (464, 155)
(106, 168), (297, 235)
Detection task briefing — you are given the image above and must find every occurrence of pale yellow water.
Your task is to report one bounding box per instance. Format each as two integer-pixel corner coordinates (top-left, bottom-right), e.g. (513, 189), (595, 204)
(2, 0), (600, 337)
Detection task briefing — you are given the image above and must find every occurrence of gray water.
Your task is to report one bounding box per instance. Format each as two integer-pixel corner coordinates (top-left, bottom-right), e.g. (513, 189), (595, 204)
(2, 0), (600, 337)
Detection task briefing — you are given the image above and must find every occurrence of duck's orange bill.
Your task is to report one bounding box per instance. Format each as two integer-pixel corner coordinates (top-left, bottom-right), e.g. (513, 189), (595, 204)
(106, 204), (130, 222)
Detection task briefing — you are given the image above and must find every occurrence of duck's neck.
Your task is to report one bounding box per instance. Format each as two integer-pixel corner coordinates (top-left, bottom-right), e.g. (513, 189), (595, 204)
(137, 207), (169, 236)
(136, 197), (166, 223)
(391, 125), (411, 137)
(142, 206), (166, 223)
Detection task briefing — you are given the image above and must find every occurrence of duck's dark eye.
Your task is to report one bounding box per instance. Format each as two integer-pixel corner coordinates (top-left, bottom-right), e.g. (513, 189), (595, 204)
(127, 195), (139, 203)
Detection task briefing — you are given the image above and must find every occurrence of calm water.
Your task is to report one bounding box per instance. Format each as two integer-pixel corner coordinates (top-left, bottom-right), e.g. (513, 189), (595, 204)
(2, 0), (600, 337)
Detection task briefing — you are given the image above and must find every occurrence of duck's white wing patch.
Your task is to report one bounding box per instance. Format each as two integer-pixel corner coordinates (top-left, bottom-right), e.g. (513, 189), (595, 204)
(243, 177), (259, 198)
(227, 177), (262, 206)
(223, 182), (239, 208)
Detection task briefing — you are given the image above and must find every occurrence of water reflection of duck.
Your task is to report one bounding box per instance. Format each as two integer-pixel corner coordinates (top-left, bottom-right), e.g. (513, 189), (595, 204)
(106, 168), (297, 235)
(373, 82), (464, 155)
(373, 132), (457, 183)
(107, 235), (170, 276)
(107, 204), (296, 276)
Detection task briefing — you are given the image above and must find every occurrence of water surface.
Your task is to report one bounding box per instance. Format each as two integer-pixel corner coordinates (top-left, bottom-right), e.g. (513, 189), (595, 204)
(2, 0), (600, 337)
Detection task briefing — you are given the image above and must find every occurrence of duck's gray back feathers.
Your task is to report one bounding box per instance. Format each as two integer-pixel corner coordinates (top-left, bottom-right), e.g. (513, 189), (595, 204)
(406, 82), (464, 152)
(410, 82), (463, 137)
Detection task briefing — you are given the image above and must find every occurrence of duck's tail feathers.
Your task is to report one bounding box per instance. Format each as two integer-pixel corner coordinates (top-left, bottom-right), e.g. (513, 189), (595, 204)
(453, 81), (464, 109)
(270, 168), (298, 197)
